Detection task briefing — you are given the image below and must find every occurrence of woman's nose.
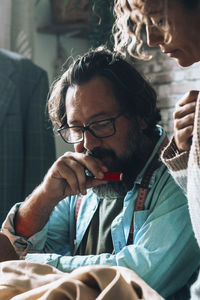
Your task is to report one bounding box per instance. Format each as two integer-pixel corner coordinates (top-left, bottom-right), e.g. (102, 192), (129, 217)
(146, 25), (165, 47)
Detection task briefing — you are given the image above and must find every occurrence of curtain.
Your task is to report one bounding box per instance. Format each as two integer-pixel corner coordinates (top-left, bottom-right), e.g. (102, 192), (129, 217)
(0, 0), (34, 59)
(0, 0), (12, 50)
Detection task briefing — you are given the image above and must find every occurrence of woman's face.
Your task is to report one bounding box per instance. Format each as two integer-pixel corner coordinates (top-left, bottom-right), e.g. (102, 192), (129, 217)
(130, 0), (200, 66)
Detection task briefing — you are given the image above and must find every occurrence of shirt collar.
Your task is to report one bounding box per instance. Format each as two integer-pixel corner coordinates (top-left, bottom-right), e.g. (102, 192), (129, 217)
(134, 125), (166, 187)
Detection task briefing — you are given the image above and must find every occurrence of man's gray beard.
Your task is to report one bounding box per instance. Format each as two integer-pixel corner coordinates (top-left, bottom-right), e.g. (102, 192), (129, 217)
(90, 121), (153, 199)
(92, 136), (142, 199)
(92, 179), (132, 199)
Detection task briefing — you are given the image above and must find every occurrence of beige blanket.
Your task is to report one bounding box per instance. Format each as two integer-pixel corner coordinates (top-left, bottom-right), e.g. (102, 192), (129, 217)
(0, 261), (164, 300)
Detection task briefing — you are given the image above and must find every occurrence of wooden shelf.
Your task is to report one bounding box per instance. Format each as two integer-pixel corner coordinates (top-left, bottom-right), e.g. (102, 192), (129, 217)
(37, 22), (89, 37)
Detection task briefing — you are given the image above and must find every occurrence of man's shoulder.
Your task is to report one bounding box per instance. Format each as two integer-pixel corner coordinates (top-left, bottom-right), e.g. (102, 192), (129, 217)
(0, 48), (23, 63)
(154, 161), (187, 200)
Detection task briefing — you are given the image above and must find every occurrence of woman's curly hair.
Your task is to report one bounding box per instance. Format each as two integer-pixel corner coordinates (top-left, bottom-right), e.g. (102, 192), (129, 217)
(113, 0), (200, 59)
(113, 0), (150, 59)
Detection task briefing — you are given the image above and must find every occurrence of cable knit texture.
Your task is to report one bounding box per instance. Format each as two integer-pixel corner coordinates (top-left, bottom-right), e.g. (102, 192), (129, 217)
(187, 94), (200, 247)
(161, 138), (189, 194)
(162, 94), (200, 300)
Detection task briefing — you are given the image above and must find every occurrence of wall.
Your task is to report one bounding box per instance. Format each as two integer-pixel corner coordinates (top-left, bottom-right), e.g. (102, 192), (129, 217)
(135, 48), (200, 138)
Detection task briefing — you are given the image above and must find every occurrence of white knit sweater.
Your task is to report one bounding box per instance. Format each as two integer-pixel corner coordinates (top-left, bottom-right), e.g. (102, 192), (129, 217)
(162, 94), (200, 299)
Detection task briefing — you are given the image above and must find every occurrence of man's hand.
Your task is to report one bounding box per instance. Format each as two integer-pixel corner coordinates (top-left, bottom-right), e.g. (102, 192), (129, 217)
(0, 233), (19, 262)
(15, 152), (107, 238)
(41, 152), (108, 203)
(174, 90), (199, 152)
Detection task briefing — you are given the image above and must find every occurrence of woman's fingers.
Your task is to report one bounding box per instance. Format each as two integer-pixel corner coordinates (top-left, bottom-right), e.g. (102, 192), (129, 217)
(173, 90), (199, 152)
(174, 112), (195, 130)
(174, 125), (193, 152)
(174, 102), (196, 120)
(177, 90), (199, 107)
(174, 112), (194, 152)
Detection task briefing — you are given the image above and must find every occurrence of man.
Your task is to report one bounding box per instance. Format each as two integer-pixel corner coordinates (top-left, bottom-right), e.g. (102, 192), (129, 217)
(2, 48), (200, 300)
(0, 48), (56, 225)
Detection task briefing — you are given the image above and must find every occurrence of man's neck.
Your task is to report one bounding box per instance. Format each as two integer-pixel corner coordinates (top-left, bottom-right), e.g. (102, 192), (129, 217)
(136, 134), (158, 175)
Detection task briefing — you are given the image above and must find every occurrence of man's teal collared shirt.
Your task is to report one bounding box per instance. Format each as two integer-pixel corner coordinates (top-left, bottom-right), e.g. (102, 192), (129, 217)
(2, 126), (200, 299)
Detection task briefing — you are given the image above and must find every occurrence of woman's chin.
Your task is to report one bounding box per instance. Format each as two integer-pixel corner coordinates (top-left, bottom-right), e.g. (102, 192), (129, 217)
(176, 56), (198, 68)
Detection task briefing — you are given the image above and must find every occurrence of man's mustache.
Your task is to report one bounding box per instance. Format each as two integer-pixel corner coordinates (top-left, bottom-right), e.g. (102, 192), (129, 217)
(86, 147), (116, 160)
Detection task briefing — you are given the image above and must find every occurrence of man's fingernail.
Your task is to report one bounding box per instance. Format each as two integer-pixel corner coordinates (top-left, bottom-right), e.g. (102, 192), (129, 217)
(98, 172), (104, 178)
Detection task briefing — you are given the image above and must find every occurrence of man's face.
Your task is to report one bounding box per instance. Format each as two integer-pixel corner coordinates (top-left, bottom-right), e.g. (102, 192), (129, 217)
(65, 76), (145, 197)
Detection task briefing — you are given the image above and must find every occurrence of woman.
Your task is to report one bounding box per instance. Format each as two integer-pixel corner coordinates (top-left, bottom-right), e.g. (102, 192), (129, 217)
(113, 0), (200, 298)
(114, 0), (200, 66)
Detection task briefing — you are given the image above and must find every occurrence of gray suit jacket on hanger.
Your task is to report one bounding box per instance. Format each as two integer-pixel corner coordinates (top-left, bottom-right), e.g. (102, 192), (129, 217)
(0, 49), (56, 226)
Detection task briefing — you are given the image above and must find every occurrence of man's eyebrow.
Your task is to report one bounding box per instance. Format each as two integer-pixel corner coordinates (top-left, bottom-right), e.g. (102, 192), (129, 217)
(69, 112), (110, 125)
(88, 112), (110, 122)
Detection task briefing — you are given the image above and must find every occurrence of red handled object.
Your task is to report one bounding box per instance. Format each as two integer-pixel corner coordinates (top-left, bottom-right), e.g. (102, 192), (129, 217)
(85, 168), (123, 181)
(102, 172), (123, 181)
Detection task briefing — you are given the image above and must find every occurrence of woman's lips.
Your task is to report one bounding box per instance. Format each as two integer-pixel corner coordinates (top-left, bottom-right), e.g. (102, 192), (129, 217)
(162, 49), (179, 57)
(167, 51), (178, 58)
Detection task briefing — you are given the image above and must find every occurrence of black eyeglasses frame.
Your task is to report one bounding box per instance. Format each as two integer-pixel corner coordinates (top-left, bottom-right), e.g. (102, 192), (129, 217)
(57, 112), (123, 144)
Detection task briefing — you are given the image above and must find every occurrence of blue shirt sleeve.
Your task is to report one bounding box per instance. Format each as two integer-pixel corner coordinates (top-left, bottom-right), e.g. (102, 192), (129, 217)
(25, 189), (200, 298)
(2, 177), (200, 299)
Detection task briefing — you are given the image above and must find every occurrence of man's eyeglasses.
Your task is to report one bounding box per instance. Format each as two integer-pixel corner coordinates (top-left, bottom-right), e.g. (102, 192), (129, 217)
(57, 113), (123, 144)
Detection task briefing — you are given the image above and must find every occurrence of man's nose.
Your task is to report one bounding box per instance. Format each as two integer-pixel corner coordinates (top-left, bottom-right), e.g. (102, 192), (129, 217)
(146, 25), (165, 47)
(83, 130), (102, 151)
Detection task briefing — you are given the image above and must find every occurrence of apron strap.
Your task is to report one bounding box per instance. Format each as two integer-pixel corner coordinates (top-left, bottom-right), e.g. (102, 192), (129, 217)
(127, 136), (169, 245)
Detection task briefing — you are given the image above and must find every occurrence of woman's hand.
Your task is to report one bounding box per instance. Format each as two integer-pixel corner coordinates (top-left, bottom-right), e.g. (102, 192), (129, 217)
(173, 90), (199, 152)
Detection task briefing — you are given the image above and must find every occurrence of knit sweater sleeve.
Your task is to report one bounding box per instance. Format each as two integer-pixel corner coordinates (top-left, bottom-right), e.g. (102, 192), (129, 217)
(161, 137), (189, 194)
(187, 93), (200, 249)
